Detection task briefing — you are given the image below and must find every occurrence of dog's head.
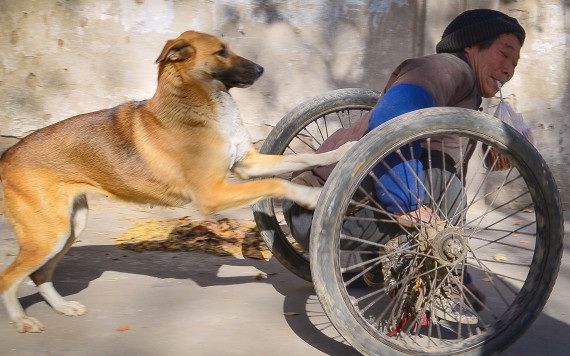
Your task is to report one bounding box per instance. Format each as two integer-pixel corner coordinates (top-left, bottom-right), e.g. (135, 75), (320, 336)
(156, 31), (264, 90)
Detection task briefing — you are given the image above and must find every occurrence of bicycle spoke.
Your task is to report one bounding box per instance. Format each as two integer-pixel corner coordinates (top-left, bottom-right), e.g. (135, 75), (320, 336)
(294, 134), (319, 151)
(466, 249), (518, 305)
(465, 192), (531, 228)
(469, 201), (533, 233)
(336, 112), (346, 128)
(472, 220), (535, 251)
(313, 118), (327, 142)
(467, 234), (534, 252)
(302, 127), (323, 147)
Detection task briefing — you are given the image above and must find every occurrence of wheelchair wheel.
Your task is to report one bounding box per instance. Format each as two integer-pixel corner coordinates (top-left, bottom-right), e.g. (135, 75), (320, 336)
(310, 107), (563, 355)
(252, 88), (380, 281)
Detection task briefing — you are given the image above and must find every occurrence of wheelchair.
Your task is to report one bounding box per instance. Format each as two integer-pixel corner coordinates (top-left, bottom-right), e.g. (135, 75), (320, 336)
(252, 88), (563, 355)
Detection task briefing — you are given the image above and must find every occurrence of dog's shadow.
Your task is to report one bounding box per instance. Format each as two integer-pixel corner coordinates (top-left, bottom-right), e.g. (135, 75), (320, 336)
(19, 243), (358, 356)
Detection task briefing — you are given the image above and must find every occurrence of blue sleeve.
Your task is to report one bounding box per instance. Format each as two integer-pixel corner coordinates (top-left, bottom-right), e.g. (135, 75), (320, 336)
(367, 83), (436, 213)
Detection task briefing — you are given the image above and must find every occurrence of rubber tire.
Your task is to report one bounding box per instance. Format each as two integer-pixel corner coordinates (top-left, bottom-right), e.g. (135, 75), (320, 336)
(252, 88), (380, 281)
(310, 107), (564, 355)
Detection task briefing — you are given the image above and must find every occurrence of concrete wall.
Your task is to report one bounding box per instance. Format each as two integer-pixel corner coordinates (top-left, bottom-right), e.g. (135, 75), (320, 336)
(0, 0), (569, 206)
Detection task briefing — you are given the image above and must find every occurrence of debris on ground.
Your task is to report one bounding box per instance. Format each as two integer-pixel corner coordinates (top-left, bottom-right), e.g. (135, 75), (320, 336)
(116, 325), (130, 332)
(493, 253), (507, 262)
(114, 217), (271, 260)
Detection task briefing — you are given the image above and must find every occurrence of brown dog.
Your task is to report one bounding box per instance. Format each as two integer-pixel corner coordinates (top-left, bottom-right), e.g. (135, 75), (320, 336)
(0, 31), (354, 333)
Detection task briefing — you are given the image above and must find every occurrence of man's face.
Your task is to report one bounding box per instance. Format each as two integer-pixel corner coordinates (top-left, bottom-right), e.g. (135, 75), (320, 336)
(464, 33), (522, 98)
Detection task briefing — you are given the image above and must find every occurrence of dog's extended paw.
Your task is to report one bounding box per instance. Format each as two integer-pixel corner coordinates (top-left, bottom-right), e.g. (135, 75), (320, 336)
(337, 140), (357, 155)
(12, 316), (45, 333)
(298, 186), (322, 210)
(55, 301), (87, 316)
(321, 141), (357, 165)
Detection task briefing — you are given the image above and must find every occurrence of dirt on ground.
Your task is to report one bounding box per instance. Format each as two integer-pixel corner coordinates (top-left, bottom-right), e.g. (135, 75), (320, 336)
(114, 216), (272, 260)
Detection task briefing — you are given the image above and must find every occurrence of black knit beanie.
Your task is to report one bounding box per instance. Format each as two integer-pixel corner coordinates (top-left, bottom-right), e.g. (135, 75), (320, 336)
(436, 9), (525, 53)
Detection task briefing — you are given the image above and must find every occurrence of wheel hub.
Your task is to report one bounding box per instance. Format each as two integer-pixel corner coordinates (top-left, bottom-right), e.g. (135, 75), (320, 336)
(432, 228), (468, 265)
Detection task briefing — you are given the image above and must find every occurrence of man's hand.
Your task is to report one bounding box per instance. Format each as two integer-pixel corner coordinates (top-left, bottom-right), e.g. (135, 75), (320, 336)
(395, 205), (438, 228)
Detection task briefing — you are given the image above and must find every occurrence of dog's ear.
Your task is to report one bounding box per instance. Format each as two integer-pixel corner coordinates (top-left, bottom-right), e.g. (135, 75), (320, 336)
(156, 39), (195, 64)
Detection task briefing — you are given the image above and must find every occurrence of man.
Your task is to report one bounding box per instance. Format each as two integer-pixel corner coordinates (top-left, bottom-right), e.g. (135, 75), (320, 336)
(283, 9), (525, 324)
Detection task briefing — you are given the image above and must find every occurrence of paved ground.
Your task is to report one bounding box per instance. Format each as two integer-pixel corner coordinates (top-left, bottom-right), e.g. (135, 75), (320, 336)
(0, 195), (569, 355)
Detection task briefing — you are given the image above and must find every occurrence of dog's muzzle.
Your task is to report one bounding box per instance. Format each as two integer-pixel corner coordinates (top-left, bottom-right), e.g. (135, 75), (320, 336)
(213, 57), (264, 89)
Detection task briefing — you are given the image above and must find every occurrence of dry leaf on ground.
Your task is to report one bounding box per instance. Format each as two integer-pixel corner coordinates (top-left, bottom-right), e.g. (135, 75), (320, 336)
(114, 217), (271, 260)
(493, 253), (507, 262)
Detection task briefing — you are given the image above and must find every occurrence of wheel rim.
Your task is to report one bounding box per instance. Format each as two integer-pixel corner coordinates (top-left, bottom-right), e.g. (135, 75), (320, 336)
(311, 109), (562, 354)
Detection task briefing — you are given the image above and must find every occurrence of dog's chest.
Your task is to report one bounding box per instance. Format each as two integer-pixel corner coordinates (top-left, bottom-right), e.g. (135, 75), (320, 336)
(214, 92), (252, 169)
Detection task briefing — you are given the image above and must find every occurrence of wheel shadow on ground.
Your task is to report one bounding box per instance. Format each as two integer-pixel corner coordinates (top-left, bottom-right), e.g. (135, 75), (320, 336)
(18, 244), (358, 356)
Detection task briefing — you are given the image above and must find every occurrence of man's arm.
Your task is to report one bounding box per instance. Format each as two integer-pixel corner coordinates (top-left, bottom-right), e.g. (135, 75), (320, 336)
(368, 83), (436, 215)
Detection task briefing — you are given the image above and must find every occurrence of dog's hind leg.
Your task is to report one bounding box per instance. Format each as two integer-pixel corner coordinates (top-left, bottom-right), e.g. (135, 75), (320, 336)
(0, 184), (76, 333)
(194, 178), (322, 214)
(30, 194), (88, 317)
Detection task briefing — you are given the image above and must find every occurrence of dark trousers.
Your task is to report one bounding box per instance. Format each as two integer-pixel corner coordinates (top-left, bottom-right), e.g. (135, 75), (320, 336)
(283, 159), (466, 257)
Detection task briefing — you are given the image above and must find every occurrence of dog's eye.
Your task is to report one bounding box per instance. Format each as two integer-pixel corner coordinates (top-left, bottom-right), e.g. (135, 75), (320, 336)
(215, 48), (229, 58)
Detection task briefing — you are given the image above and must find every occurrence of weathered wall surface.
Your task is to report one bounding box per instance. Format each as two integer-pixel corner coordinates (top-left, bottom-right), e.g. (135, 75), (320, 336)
(0, 0), (568, 206)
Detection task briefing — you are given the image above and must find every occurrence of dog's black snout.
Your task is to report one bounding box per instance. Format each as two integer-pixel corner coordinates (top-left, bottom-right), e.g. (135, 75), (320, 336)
(218, 57), (264, 88)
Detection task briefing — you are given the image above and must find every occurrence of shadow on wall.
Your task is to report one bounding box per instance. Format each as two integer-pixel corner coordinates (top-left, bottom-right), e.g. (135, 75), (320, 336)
(217, 0), (430, 110)
(320, 0), (428, 91)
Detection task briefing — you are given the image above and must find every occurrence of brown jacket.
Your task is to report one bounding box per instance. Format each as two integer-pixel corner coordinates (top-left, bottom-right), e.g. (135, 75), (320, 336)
(313, 53), (480, 181)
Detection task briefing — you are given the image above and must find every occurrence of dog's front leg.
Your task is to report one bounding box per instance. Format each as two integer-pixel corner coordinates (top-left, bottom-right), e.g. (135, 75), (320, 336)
(232, 141), (356, 179)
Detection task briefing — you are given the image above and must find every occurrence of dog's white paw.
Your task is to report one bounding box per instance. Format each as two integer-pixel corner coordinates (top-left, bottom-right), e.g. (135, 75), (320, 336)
(321, 141), (357, 165)
(298, 186), (322, 210)
(338, 140), (357, 154)
(55, 301), (87, 316)
(12, 316), (45, 333)
(332, 140), (357, 159)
